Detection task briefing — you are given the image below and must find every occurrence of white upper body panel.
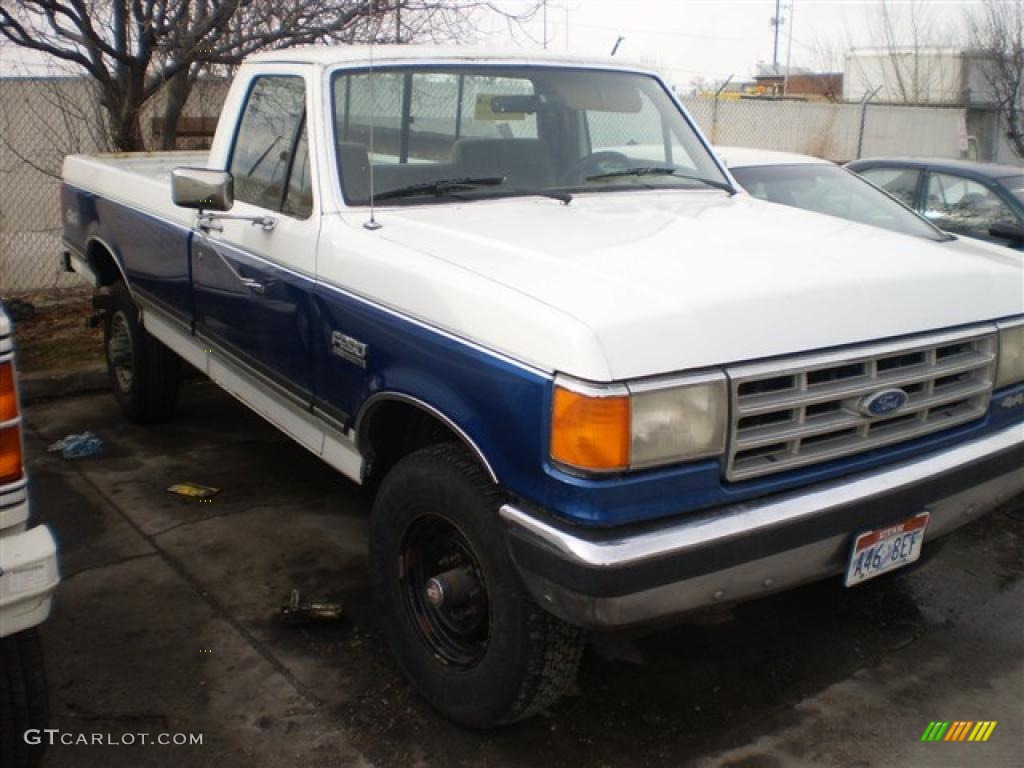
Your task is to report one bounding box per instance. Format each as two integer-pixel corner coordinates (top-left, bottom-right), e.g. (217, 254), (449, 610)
(63, 50), (1024, 384)
(327, 190), (1024, 381)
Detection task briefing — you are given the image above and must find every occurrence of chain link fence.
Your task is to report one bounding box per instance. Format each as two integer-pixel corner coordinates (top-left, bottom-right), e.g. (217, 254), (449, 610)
(1, 74), (971, 296)
(0, 76), (227, 296)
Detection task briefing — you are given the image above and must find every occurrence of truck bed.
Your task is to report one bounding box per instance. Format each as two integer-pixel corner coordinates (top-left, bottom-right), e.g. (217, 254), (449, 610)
(63, 151), (208, 228)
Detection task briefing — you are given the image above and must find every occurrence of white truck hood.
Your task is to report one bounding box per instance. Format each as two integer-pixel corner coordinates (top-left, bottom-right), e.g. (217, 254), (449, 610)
(360, 191), (1024, 381)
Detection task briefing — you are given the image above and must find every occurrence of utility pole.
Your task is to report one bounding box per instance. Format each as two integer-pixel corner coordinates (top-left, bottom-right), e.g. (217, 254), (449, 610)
(611, 36), (625, 56)
(543, 0), (548, 50)
(771, 0), (781, 69)
(395, 0), (402, 44)
(783, 1), (795, 96)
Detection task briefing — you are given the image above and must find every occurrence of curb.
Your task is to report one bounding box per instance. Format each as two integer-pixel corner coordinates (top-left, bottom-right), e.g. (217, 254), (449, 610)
(20, 366), (108, 404)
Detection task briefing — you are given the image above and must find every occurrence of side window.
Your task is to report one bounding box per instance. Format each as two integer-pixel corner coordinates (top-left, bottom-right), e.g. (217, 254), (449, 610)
(924, 173), (1015, 239)
(860, 167), (920, 208)
(230, 76), (312, 217)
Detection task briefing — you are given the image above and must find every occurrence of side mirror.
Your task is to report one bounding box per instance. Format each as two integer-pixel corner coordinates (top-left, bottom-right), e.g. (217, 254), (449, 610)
(988, 220), (1024, 244)
(172, 167), (233, 211)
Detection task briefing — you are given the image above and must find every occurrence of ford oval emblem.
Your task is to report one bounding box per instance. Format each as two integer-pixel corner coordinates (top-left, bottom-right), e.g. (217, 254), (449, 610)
(859, 388), (909, 417)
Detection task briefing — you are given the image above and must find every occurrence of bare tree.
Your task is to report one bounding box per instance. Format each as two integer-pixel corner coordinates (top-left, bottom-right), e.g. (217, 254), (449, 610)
(0, 1), (539, 152)
(968, 0), (1024, 158)
(855, 0), (955, 105)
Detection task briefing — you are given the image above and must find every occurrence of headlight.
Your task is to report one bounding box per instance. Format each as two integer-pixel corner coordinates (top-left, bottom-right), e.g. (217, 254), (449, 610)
(996, 319), (1024, 388)
(550, 372), (727, 473)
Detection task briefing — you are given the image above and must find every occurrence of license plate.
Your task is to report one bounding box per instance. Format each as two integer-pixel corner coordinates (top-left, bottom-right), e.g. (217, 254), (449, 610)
(845, 512), (930, 587)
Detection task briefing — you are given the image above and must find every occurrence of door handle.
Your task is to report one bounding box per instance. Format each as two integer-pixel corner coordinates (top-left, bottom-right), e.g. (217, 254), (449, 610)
(240, 278), (265, 295)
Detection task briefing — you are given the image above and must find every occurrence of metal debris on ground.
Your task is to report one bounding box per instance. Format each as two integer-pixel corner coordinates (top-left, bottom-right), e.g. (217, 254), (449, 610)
(47, 431), (103, 458)
(167, 482), (220, 499)
(280, 589), (344, 625)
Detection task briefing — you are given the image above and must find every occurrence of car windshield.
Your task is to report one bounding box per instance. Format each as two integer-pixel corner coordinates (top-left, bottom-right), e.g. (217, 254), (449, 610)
(731, 163), (947, 241)
(330, 66), (731, 205)
(999, 174), (1024, 204)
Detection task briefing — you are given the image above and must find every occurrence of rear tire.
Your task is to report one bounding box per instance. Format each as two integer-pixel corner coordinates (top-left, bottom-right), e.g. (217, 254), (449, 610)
(103, 281), (180, 423)
(369, 443), (585, 728)
(0, 628), (49, 768)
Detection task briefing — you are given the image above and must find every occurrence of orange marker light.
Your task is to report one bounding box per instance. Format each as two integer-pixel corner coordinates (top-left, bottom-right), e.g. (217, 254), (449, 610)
(0, 362), (16, 421)
(550, 385), (630, 472)
(0, 361), (22, 484)
(0, 426), (22, 484)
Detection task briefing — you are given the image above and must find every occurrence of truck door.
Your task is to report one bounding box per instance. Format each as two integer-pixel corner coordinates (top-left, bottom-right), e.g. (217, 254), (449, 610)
(192, 71), (319, 399)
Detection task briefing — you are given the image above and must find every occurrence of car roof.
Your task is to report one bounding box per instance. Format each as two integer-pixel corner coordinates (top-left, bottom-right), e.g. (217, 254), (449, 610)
(245, 44), (651, 73)
(714, 146), (834, 169)
(846, 156), (1023, 180)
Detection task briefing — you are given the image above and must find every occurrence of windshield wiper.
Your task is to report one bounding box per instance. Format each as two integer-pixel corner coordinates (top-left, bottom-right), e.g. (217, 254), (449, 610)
(482, 188), (573, 205)
(373, 176), (506, 201)
(585, 167), (736, 194)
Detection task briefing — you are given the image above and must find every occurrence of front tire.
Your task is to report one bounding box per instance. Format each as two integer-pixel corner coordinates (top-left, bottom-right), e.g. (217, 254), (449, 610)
(369, 444), (585, 728)
(103, 281), (180, 423)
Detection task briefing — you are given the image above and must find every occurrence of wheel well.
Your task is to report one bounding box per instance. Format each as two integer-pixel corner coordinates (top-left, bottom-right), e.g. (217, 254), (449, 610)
(87, 240), (123, 286)
(358, 398), (495, 484)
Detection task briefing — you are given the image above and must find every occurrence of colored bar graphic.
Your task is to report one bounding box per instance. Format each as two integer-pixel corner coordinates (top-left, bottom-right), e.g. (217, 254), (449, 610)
(922, 721), (996, 742)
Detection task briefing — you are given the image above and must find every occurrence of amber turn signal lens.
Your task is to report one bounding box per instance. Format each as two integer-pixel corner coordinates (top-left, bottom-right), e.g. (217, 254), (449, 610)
(550, 386), (630, 472)
(0, 362), (16, 422)
(0, 426), (23, 484)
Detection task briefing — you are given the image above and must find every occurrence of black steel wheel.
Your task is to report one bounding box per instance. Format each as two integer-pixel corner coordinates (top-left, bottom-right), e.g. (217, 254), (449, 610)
(369, 443), (585, 728)
(400, 515), (489, 668)
(102, 281), (180, 423)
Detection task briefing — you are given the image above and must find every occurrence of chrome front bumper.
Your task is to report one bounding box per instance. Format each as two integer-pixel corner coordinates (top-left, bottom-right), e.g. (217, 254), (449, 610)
(501, 424), (1024, 629)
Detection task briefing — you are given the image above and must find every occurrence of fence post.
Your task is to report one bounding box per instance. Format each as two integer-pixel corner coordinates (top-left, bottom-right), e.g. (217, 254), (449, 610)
(712, 75), (734, 144)
(856, 86), (882, 159)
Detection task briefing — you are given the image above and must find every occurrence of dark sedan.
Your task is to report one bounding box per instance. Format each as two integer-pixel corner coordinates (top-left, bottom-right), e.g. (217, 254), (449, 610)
(846, 157), (1024, 249)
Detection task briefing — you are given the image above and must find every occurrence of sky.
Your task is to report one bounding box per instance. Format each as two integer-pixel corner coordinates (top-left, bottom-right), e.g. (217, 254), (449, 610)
(478, 0), (977, 88)
(0, 0), (982, 86)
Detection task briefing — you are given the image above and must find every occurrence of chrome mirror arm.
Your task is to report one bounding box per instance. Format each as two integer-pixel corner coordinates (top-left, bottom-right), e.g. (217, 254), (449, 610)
(198, 211), (277, 232)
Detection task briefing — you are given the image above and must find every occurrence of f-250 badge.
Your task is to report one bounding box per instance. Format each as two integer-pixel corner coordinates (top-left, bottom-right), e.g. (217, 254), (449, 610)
(331, 331), (367, 368)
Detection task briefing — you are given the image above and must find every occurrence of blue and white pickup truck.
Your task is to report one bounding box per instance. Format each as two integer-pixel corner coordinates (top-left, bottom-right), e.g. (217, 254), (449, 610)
(60, 46), (1024, 727)
(0, 305), (59, 767)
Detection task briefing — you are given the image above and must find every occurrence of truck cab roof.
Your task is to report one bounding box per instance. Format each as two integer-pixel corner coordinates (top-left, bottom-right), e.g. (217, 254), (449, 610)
(245, 44), (650, 72)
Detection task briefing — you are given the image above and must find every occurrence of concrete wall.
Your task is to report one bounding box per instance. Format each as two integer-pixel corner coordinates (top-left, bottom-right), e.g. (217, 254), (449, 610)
(680, 96), (967, 163)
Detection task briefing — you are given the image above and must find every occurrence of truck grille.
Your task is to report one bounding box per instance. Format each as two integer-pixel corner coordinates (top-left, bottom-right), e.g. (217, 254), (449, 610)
(725, 326), (997, 482)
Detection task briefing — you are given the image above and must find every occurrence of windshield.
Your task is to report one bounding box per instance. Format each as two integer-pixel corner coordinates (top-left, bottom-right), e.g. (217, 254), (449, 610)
(730, 163), (947, 241)
(331, 66), (730, 205)
(999, 175), (1024, 205)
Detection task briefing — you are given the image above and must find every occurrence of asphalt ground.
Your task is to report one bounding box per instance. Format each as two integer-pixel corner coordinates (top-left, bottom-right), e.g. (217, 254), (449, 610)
(22, 381), (1024, 767)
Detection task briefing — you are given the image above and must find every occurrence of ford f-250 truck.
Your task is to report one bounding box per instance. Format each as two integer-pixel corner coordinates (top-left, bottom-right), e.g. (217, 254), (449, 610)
(60, 46), (1024, 728)
(0, 305), (59, 767)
